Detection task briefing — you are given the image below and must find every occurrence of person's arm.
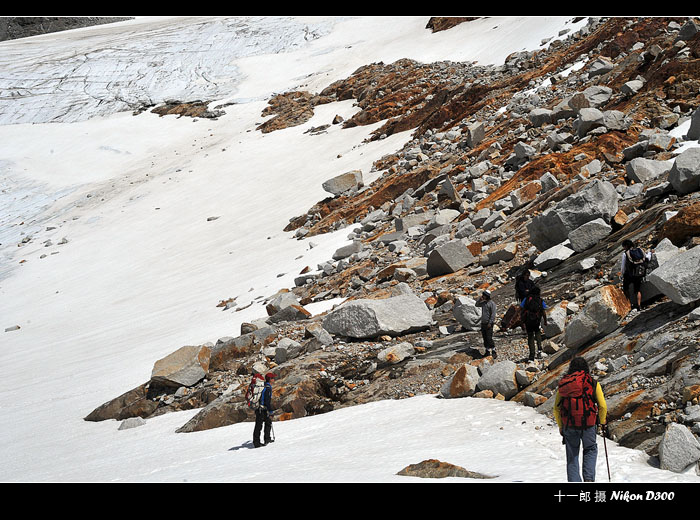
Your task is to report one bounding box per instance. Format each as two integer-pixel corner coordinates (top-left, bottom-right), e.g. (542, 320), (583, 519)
(553, 390), (563, 432)
(595, 383), (607, 425)
(620, 252), (627, 276)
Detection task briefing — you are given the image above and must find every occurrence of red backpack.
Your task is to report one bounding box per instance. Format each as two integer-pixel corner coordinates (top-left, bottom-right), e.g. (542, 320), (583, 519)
(558, 370), (598, 429)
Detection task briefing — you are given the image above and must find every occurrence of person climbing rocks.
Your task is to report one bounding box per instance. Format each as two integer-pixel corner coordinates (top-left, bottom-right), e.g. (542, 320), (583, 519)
(476, 289), (497, 359)
(553, 356), (608, 482)
(620, 239), (653, 312)
(520, 285), (547, 361)
(253, 372), (277, 448)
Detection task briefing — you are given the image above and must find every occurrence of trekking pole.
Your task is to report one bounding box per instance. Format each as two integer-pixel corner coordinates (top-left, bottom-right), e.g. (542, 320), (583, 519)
(602, 426), (611, 482)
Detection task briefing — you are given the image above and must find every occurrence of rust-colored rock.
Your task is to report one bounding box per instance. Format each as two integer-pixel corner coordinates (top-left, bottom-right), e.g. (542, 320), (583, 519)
(660, 202), (700, 246)
(425, 17), (480, 33)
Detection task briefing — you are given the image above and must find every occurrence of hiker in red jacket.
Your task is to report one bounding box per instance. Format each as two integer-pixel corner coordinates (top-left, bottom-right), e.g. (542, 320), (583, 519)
(553, 357), (608, 482)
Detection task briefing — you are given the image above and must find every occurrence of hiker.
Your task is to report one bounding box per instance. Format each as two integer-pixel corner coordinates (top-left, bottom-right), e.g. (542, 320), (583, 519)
(253, 372), (277, 448)
(620, 239), (653, 312)
(515, 269), (535, 304)
(553, 357), (608, 482)
(476, 290), (497, 358)
(520, 285), (547, 361)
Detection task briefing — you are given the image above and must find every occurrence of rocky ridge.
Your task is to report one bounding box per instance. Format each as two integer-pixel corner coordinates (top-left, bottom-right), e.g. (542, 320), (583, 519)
(84, 17), (700, 475)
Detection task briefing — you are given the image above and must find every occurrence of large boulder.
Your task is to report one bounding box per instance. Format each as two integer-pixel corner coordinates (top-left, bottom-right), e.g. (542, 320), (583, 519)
(564, 285), (631, 350)
(640, 238), (683, 302)
(427, 239), (476, 277)
(527, 180), (618, 251)
(625, 157), (673, 184)
(646, 245), (700, 305)
(266, 290), (300, 316)
(476, 361), (519, 399)
(658, 423), (700, 473)
(439, 363), (480, 398)
(543, 302), (567, 338)
(322, 169), (363, 196)
(573, 107), (605, 137)
(151, 345), (211, 387)
(322, 283), (432, 339)
(480, 242), (517, 267)
(669, 147), (700, 195)
(567, 218), (612, 253)
(377, 342), (415, 364)
(533, 243), (575, 270)
(660, 202), (700, 247)
(452, 296), (482, 330)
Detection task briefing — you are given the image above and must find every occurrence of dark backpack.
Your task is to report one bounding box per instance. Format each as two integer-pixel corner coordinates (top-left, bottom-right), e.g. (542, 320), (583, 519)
(245, 375), (265, 410)
(524, 296), (543, 325)
(558, 371), (599, 429)
(626, 248), (647, 278)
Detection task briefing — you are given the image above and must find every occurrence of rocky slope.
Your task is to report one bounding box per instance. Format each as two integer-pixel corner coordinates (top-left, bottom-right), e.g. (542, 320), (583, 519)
(0, 17), (133, 41)
(85, 17), (700, 474)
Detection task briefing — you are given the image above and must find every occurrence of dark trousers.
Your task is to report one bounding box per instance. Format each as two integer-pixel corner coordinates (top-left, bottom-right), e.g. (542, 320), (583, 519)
(253, 409), (272, 447)
(526, 323), (542, 360)
(481, 323), (495, 351)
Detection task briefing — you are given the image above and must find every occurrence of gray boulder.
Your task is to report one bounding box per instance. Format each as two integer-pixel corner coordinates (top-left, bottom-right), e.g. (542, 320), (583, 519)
(573, 108), (605, 137)
(568, 218), (612, 253)
(543, 302), (567, 338)
(427, 239), (476, 277)
(587, 57), (614, 78)
(529, 108), (553, 127)
(527, 180), (618, 251)
(377, 342), (415, 364)
(465, 122), (485, 148)
(322, 284), (432, 339)
(658, 423), (700, 473)
(647, 245), (700, 305)
(151, 345), (211, 388)
(266, 291), (300, 316)
(452, 296), (482, 330)
(480, 242), (517, 267)
(564, 285), (631, 350)
(118, 417), (147, 430)
(476, 361), (519, 399)
(581, 85), (613, 107)
(533, 243), (575, 270)
(322, 170), (363, 196)
(395, 212), (432, 232)
(668, 147), (700, 195)
(332, 240), (364, 260)
(625, 157), (673, 184)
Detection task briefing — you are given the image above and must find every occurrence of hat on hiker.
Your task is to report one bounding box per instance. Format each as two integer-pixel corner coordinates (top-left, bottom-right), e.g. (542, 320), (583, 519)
(483, 290), (491, 298)
(265, 372), (277, 381)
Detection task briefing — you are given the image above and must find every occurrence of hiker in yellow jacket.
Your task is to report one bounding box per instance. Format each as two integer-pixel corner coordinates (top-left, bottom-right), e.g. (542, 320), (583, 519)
(553, 356), (608, 482)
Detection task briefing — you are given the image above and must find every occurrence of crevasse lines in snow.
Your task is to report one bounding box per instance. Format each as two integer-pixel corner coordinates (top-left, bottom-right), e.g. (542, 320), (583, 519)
(0, 16), (337, 126)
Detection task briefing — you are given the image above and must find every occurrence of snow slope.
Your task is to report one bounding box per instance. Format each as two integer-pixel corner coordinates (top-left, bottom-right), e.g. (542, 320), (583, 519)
(0, 16), (698, 484)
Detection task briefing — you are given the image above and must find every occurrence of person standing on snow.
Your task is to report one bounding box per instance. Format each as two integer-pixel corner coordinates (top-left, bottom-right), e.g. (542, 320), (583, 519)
(253, 372), (277, 448)
(476, 289), (497, 359)
(553, 357), (608, 482)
